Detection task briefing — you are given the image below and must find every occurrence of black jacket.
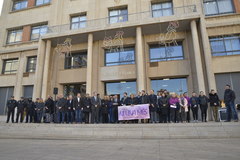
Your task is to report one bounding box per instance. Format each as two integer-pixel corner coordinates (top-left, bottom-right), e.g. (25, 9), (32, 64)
(17, 100), (27, 111)
(56, 98), (67, 112)
(83, 97), (91, 112)
(129, 97), (137, 105)
(199, 95), (209, 106)
(73, 97), (84, 110)
(7, 99), (17, 110)
(121, 96), (130, 106)
(149, 94), (158, 111)
(66, 99), (74, 111)
(209, 93), (220, 106)
(101, 100), (109, 114)
(141, 95), (150, 104)
(45, 98), (54, 113)
(224, 89), (236, 103)
(158, 96), (169, 109)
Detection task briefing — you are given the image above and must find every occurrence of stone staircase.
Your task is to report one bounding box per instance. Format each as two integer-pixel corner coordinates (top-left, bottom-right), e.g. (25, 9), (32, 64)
(0, 121), (239, 140)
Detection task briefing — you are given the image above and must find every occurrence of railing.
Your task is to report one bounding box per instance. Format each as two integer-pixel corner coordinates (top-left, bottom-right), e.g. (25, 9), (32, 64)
(46, 5), (198, 35)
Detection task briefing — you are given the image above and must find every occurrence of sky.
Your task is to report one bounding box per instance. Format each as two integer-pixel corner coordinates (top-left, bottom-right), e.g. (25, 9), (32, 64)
(0, 0), (3, 15)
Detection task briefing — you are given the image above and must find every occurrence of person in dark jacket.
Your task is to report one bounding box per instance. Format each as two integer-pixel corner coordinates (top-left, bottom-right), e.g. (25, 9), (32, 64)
(35, 98), (45, 123)
(25, 98), (35, 123)
(101, 96), (109, 123)
(120, 92), (130, 106)
(149, 90), (158, 123)
(56, 94), (67, 123)
(73, 93), (84, 123)
(6, 96), (17, 123)
(44, 95), (54, 123)
(112, 95), (120, 123)
(158, 93), (169, 123)
(90, 92), (101, 124)
(129, 94), (138, 123)
(190, 92), (199, 122)
(66, 95), (74, 123)
(83, 93), (91, 124)
(199, 91), (209, 122)
(209, 89), (220, 122)
(224, 85), (238, 122)
(140, 90), (150, 123)
(16, 97), (27, 123)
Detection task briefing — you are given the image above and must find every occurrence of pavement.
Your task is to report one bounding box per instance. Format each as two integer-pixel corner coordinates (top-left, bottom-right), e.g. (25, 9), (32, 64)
(0, 122), (240, 160)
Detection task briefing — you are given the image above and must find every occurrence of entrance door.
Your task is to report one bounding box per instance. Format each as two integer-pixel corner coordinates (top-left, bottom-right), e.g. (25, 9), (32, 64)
(0, 87), (14, 115)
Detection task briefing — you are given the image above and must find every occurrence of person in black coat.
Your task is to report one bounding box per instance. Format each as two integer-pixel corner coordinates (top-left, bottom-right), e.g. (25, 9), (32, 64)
(209, 89), (220, 122)
(56, 95), (67, 123)
(129, 94), (138, 123)
(83, 93), (91, 124)
(149, 90), (158, 123)
(66, 95), (74, 124)
(35, 98), (45, 123)
(112, 95), (120, 123)
(190, 92), (200, 122)
(224, 85), (238, 122)
(16, 97), (27, 123)
(90, 92), (101, 124)
(73, 93), (84, 123)
(25, 98), (35, 123)
(101, 96), (109, 123)
(199, 91), (209, 122)
(120, 92), (130, 106)
(158, 93), (169, 123)
(6, 96), (17, 123)
(44, 96), (54, 123)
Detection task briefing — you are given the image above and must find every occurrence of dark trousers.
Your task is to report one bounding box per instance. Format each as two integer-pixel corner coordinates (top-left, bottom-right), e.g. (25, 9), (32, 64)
(6, 108), (15, 123)
(37, 112), (43, 123)
(186, 106), (191, 122)
(67, 110), (74, 123)
(161, 108), (168, 123)
(84, 112), (90, 123)
(170, 108), (179, 123)
(109, 107), (114, 123)
(200, 105), (208, 122)
(226, 101), (239, 121)
(91, 107), (99, 123)
(58, 111), (65, 123)
(113, 106), (118, 123)
(25, 110), (34, 123)
(191, 106), (198, 120)
(102, 113), (108, 123)
(16, 109), (24, 123)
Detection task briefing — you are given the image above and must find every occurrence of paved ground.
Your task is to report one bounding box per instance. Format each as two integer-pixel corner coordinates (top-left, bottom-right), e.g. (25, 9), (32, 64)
(0, 138), (240, 160)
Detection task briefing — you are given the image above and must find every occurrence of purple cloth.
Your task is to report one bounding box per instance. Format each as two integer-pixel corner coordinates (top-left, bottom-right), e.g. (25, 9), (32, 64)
(169, 97), (179, 105)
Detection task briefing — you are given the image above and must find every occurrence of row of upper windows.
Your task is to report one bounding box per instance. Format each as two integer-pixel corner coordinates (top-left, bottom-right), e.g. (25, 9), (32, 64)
(2, 35), (240, 75)
(12, 0), (51, 11)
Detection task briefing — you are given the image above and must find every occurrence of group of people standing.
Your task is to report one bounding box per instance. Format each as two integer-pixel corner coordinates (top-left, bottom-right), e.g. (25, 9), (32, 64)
(5, 85), (239, 124)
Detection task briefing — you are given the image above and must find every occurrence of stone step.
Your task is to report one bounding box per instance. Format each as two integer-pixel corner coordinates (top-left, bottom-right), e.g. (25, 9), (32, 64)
(0, 122), (239, 140)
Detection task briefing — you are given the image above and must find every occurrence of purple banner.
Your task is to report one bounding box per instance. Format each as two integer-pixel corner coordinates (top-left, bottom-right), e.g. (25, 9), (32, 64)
(118, 104), (150, 121)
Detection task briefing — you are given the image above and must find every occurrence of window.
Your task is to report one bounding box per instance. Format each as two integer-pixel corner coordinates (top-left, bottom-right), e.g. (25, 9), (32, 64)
(63, 84), (86, 97)
(151, 78), (188, 95)
(71, 15), (87, 30)
(12, 0), (28, 11)
(149, 44), (184, 62)
(31, 25), (48, 40)
(36, 0), (51, 6)
(7, 29), (23, 44)
(203, 0), (235, 16)
(65, 52), (87, 69)
(105, 47), (135, 66)
(152, 1), (173, 17)
(109, 8), (128, 24)
(26, 56), (37, 73)
(105, 81), (137, 98)
(210, 35), (240, 56)
(23, 85), (34, 98)
(2, 59), (19, 75)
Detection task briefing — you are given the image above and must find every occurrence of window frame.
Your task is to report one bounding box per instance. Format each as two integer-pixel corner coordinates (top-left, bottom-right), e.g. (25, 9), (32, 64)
(35, 0), (51, 6)
(30, 25), (48, 40)
(64, 51), (88, 69)
(2, 59), (19, 75)
(26, 56), (37, 73)
(203, 0), (235, 16)
(70, 14), (87, 30)
(109, 7), (128, 24)
(12, 0), (28, 11)
(210, 35), (240, 56)
(104, 47), (135, 66)
(149, 43), (184, 62)
(6, 29), (23, 44)
(151, 1), (174, 18)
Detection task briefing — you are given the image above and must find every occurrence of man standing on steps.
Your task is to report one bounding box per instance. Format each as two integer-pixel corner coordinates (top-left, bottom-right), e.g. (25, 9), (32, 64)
(91, 92), (101, 124)
(73, 93), (84, 124)
(224, 85), (239, 122)
(6, 96), (17, 123)
(16, 97), (27, 123)
(56, 94), (67, 123)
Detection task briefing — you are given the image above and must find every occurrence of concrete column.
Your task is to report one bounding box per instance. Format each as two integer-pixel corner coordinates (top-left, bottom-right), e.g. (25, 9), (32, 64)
(199, 17), (217, 91)
(190, 20), (206, 93)
(136, 26), (146, 91)
(86, 33), (93, 94)
(14, 52), (25, 100)
(33, 39), (46, 99)
(41, 40), (52, 100)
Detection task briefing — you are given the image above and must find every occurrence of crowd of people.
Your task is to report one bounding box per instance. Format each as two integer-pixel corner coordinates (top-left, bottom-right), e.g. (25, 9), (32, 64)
(5, 84), (239, 124)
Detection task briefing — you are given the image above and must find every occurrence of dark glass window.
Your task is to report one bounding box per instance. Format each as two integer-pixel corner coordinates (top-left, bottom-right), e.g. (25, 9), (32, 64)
(210, 35), (240, 56)
(7, 29), (23, 44)
(71, 15), (87, 30)
(2, 59), (19, 74)
(109, 8), (128, 24)
(105, 81), (137, 98)
(152, 1), (173, 17)
(31, 25), (48, 40)
(63, 84), (86, 97)
(26, 56), (37, 73)
(36, 0), (51, 6)
(105, 47), (135, 66)
(12, 0), (28, 11)
(151, 78), (188, 95)
(149, 44), (184, 62)
(65, 52), (87, 69)
(203, 0), (235, 16)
